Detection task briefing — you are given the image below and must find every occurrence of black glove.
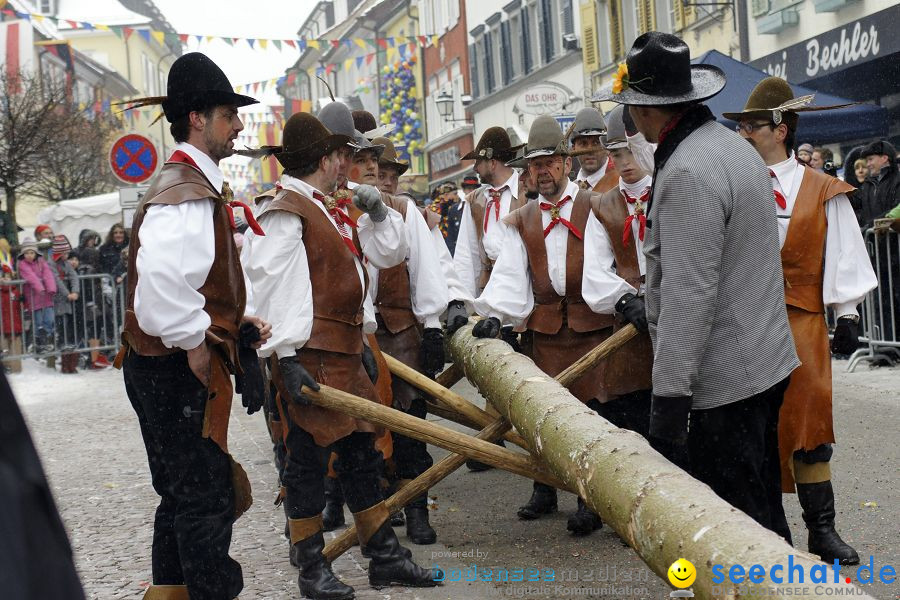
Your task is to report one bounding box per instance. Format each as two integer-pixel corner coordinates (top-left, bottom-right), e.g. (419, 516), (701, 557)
(420, 328), (445, 377)
(616, 293), (648, 333)
(236, 322), (265, 415)
(472, 317), (501, 339)
(278, 356), (319, 407)
(500, 326), (522, 353)
(361, 344), (379, 384)
(648, 395), (692, 466)
(831, 316), (858, 355)
(445, 300), (469, 337)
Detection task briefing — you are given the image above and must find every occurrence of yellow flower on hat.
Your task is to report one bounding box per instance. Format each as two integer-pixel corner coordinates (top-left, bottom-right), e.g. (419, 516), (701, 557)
(612, 62), (628, 95)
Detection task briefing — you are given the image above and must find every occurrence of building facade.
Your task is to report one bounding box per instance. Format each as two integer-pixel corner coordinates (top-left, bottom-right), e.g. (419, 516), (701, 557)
(465, 0), (583, 145)
(419, 0), (475, 188)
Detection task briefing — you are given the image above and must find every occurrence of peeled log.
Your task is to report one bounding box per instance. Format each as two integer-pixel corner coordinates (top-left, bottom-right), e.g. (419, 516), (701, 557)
(449, 325), (873, 600)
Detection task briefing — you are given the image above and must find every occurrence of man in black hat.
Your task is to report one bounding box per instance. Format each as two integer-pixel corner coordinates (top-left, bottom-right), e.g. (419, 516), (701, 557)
(473, 115), (651, 536)
(119, 52), (272, 600)
(241, 112), (439, 599)
(725, 76), (874, 564)
(452, 127), (525, 301)
(594, 33), (799, 538)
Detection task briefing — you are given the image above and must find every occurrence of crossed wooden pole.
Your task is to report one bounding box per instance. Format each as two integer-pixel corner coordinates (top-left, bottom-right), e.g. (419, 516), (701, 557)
(309, 324), (638, 562)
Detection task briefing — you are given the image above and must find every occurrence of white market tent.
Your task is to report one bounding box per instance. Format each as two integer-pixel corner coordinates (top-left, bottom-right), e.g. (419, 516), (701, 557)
(36, 192), (123, 246)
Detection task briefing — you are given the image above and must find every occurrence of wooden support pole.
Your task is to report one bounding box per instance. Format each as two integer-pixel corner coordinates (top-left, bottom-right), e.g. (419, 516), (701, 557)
(304, 385), (570, 491)
(555, 324), (638, 387)
(383, 353), (528, 449)
(323, 419), (511, 562)
(434, 362), (464, 389)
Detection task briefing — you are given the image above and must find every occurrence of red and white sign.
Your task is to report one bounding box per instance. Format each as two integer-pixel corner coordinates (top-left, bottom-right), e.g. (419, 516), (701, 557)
(515, 82), (572, 116)
(110, 134), (158, 184)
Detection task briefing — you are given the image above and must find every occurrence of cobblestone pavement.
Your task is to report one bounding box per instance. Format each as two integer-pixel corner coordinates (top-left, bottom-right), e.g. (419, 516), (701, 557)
(10, 357), (899, 600)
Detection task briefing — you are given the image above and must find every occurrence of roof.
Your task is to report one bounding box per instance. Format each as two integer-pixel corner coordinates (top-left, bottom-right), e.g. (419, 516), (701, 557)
(55, 0), (151, 27)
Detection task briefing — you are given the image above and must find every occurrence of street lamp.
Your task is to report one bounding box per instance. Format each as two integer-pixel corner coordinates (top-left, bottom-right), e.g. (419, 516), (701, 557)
(435, 90), (471, 124)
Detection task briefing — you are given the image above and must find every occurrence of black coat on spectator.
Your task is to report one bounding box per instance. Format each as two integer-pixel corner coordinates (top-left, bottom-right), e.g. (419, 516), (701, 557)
(0, 371), (86, 599)
(854, 143), (900, 229)
(76, 230), (101, 272)
(98, 239), (128, 275)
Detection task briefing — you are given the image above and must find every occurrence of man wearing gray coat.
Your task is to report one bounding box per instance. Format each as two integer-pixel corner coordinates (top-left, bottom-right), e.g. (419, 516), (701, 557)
(594, 32), (799, 541)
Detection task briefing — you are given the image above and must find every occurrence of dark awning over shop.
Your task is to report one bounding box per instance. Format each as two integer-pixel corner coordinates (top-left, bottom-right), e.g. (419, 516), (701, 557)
(693, 50), (888, 145)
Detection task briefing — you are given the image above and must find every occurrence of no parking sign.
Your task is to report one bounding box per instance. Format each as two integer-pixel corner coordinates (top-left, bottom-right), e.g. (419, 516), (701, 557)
(110, 134), (158, 184)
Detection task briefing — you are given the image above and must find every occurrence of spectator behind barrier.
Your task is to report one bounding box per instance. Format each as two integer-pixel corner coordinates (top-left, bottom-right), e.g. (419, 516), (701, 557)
(98, 224), (129, 275)
(797, 143), (814, 165)
(77, 229), (101, 272)
(857, 141), (900, 229)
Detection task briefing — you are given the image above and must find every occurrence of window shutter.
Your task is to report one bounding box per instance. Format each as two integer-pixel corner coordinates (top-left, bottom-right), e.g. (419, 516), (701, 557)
(483, 32), (495, 93)
(469, 43), (480, 98)
(500, 21), (512, 85)
(671, 0), (684, 31)
(522, 7), (533, 73)
(580, 1), (599, 73)
(539, 0), (554, 64)
(559, 0), (575, 36)
(608, 0), (625, 62)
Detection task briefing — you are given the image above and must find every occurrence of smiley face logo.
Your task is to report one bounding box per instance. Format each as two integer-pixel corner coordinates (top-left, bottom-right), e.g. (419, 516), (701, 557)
(667, 558), (696, 588)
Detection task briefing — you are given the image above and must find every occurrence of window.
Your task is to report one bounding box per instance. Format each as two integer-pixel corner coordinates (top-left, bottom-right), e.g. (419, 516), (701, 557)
(559, 0), (574, 36)
(483, 31), (495, 93)
(509, 13), (522, 80)
(38, 0), (55, 15)
(538, 0), (555, 64)
(324, 3), (335, 28)
(500, 20), (512, 85)
(448, 0), (460, 28)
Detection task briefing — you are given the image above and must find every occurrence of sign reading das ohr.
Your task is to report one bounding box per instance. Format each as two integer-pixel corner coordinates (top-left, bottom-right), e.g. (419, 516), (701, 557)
(110, 134), (158, 184)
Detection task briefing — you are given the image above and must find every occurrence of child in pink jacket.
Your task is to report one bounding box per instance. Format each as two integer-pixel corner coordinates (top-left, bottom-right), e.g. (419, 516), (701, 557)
(18, 238), (57, 350)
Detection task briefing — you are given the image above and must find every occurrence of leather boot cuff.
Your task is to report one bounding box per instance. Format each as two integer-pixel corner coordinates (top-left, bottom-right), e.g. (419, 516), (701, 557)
(143, 585), (190, 600)
(353, 501), (390, 545)
(289, 514), (324, 545)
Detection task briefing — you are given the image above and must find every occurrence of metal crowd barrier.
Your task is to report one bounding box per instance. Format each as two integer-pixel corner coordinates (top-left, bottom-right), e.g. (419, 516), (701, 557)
(1, 273), (126, 370)
(846, 227), (900, 371)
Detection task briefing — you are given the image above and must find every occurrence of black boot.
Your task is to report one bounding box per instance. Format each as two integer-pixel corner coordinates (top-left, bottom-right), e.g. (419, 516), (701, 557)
(466, 439), (505, 471)
(323, 477), (346, 531)
(365, 520), (442, 589)
(405, 495), (436, 545)
(517, 482), (558, 520)
(797, 481), (860, 565)
(566, 497), (602, 536)
(293, 530), (355, 600)
(390, 511), (405, 527)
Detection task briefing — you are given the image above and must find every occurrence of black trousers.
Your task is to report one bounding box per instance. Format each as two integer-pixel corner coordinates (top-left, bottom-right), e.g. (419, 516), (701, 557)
(124, 352), (242, 600)
(283, 427), (384, 519)
(688, 378), (791, 541)
(391, 394), (434, 482)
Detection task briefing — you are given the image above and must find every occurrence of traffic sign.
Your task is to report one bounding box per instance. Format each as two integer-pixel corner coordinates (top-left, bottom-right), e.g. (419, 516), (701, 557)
(110, 134), (158, 184)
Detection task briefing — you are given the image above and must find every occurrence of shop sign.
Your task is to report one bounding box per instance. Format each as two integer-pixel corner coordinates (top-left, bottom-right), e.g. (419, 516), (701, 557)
(431, 145), (461, 174)
(515, 82), (572, 116)
(750, 4), (899, 83)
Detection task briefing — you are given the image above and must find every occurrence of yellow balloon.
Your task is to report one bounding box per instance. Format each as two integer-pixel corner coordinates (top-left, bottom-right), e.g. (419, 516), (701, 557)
(667, 559), (696, 589)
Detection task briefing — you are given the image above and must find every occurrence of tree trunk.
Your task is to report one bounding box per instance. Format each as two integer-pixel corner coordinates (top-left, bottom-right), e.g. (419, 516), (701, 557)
(449, 325), (873, 600)
(4, 186), (17, 245)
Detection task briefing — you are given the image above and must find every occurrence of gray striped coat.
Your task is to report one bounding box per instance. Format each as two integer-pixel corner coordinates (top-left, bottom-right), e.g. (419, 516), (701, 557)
(643, 120), (799, 410)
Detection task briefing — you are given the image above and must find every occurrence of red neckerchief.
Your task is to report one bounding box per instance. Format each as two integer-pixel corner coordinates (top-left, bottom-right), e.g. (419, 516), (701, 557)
(768, 170), (787, 210)
(657, 110), (689, 145)
(539, 195), (582, 240)
(168, 150), (265, 236)
(622, 187), (650, 245)
(312, 191), (360, 257)
(484, 185), (508, 233)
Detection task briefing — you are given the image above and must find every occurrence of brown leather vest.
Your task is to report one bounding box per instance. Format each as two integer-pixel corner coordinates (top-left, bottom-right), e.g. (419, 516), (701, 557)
(467, 180), (526, 288)
(375, 193), (417, 334)
(508, 191), (615, 334)
(781, 167), (854, 314)
(263, 189), (368, 355)
(122, 161), (245, 362)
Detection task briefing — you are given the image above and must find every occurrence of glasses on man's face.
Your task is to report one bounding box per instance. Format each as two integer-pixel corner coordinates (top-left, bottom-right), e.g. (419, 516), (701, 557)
(735, 121), (774, 135)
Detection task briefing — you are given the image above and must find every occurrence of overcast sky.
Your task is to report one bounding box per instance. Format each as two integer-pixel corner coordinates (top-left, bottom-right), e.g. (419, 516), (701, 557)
(151, 0), (315, 102)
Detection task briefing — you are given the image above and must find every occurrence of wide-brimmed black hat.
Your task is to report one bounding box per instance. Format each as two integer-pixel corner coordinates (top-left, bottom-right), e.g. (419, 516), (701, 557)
(461, 127), (523, 161)
(591, 32), (725, 106)
(120, 53), (257, 122)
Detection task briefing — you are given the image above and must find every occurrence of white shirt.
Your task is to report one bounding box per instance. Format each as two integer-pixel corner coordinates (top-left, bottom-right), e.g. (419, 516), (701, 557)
(241, 174), (407, 360)
(769, 155), (877, 319)
(474, 180), (635, 327)
(134, 143), (221, 351)
(620, 175), (653, 278)
(453, 170), (520, 298)
(575, 159), (609, 190)
(366, 196), (449, 329)
(626, 132), (657, 174)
